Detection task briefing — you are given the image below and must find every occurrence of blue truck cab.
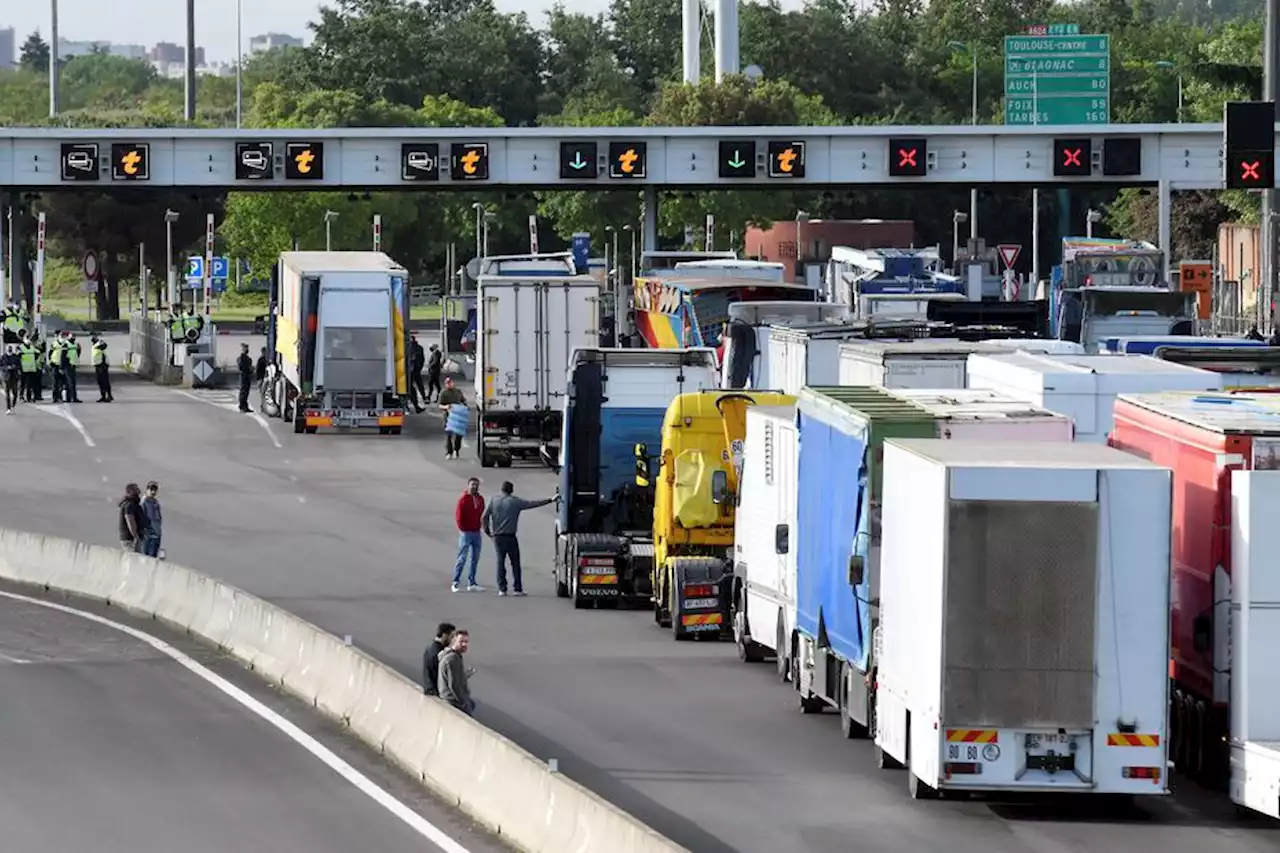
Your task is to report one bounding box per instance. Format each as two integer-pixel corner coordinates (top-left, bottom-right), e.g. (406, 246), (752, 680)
(553, 347), (720, 608)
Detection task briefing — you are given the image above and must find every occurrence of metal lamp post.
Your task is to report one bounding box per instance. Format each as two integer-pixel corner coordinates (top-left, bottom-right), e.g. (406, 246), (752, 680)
(1086, 208), (1103, 238)
(795, 210), (811, 282)
(624, 225), (636, 282)
(164, 209), (180, 309)
(235, 0), (243, 128)
(471, 202), (485, 263)
(1154, 60), (1184, 123)
(952, 210), (968, 269)
(482, 210), (496, 259)
(949, 41), (979, 240)
(323, 210), (339, 251)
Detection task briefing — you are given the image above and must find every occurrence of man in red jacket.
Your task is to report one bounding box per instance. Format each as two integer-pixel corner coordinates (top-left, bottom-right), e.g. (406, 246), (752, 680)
(452, 477), (485, 592)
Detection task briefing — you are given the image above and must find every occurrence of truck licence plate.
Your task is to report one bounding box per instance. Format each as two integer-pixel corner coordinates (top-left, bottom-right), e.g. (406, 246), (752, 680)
(1026, 733), (1071, 750)
(684, 597), (719, 609)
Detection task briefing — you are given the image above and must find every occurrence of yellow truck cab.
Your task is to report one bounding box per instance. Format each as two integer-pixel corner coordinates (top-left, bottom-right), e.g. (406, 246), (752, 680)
(639, 389), (795, 640)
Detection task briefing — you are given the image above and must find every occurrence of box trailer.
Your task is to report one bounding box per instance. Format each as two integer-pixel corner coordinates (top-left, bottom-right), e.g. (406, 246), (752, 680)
(721, 302), (849, 389)
(733, 404), (799, 666)
(966, 351), (1223, 443)
(874, 439), (1172, 799)
(837, 340), (1002, 389)
(475, 274), (601, 467)
(1111, 390), (1280, 792)
(890, 389), (1074, 441)
(269, 251), (411, 435)
(765, 322), (887, 394)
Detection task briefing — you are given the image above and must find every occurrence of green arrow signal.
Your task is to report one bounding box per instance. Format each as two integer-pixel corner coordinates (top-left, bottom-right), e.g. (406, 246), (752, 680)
(728, 150), (746, 169)
(569, 152), (587, 170)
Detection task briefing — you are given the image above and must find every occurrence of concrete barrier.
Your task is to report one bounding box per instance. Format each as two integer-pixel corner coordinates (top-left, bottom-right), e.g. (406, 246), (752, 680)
(0, 529), (689, 853)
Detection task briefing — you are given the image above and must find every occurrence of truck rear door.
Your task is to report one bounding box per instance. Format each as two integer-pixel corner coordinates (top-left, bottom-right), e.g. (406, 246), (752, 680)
(316, 277), (393, 392)
(538, 281), (599, 410)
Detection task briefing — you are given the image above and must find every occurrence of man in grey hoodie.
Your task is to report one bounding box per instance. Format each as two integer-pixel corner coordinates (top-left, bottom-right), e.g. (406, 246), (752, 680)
(436, 629), (475, 715)
(141, 481), (163, 558)
(481, 481), (557, 597)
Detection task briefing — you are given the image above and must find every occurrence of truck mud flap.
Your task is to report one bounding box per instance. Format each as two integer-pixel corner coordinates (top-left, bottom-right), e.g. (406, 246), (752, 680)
(669, 557), (729, 641)
(566, 533), (626, 610)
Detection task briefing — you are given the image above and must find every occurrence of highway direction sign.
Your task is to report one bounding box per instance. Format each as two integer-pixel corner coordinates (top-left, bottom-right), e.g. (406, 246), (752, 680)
(1004, 33), (1110, 126)
(609, 142), (647, 179)
(111, 143), (150, 181)
(719, 140), (756, 178)
(559, 141), (597, 179)
(235, 142), (274, 180)
(401, 143), (439, 181)
(451, 143), (489, 180)
(60, 143), (100, 182)
(768, 141), (805, 178)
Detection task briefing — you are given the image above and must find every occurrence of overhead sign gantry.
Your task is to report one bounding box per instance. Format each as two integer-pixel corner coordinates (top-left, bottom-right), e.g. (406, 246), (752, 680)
(0, 123), (1255, 190)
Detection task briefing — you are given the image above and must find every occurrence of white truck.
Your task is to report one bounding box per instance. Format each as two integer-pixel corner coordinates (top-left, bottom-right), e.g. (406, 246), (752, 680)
(965, 351), (1223, 443)
(890, 389), (1074, 441)
(721, 301), (849, 389)
(874, 439), (1172, 799)
(766, 322), (879, 394)
(732, 404), (799, 667)
(268, 251), (411, 435)
(475, 273), (601, 467)
(837, 340), (1002, 389)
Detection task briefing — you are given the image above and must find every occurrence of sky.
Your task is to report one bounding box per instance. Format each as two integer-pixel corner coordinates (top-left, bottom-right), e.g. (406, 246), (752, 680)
(4, 0), (611, 64)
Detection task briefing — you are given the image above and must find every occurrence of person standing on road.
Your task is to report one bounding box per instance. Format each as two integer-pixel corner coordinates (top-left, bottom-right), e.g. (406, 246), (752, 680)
(452, 477), (486, 592)
(426, 344), (444, 403)
(48, 332), (66, 403)
(63, 333), (82, 403)
(1, 344), (21, 414)
(409, 333), (427, 413)
(31, 331), (45, 402)
(482, 481), (556, 597)
(91, 335), (114, 402)
(118, 483), (150, 553)
(438, 377), (467, 459)
(19, 331), (37, 403)
(141, 481), (163, 558)
(422, 622), (456, 695)
(436, 629), (476, 715)
(237, 343), (254, 413)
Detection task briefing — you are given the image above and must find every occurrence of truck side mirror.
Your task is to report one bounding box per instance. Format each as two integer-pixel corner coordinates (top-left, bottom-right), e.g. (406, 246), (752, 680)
(634, 443), (650, 486)
(848, 554), (865, 586)
(711, 469), (729, 504)
(775, 524), (789, 555)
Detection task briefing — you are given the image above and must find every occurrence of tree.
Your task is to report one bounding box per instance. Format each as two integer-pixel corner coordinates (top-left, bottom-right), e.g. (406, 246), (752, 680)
(19, 32), (49, 74)
(608, 0), (681, 97)
(540, 6), (644, 117)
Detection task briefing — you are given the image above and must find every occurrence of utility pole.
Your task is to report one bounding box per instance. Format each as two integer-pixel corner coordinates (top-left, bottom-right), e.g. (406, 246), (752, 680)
(49, 0), (60, 117)
(184, 0), (197, 122)
(1263, 0), (1279, 330)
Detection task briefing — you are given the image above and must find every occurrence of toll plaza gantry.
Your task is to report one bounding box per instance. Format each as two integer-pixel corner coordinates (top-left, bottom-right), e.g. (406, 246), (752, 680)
(0, 121), (1273, 278)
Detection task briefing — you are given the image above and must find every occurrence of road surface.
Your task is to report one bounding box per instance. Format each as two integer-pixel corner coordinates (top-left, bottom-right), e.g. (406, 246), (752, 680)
(1, 375), (1279, 853)
(0, 586), (507, 853)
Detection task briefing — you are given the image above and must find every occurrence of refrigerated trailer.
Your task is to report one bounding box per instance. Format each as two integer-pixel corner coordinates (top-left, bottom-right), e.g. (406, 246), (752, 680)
(837, 340), (1002, 389)
(874, 439), (1172, 799)
(475, 274), (601, 467)
(890, 389), (1074, 441)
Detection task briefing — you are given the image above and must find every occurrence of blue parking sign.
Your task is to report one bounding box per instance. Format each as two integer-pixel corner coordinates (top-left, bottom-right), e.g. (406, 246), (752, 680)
(187, 256), (230, 282)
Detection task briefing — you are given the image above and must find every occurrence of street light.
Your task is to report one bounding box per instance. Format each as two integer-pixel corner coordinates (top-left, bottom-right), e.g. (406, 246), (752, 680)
(164, 209), (180, 309)
(952, 210), (969, 270)
(482, 210), (497, 259)
(1154, 60), (1184, 123)
(1086, 208), (1103, 238)
(323, 210), (339, 251)
(471, 202), (486, 264)
(623, 224), (636, 282)
(235, 0), (243, 128)
(949, 41), (979, 240)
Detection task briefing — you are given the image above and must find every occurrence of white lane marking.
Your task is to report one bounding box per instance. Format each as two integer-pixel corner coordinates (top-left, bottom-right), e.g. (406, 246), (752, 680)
(34, 403), (96, 447)
(0, 589), (473, 853)
(175, 390), (282, 449)
(0, 651), (31, 664)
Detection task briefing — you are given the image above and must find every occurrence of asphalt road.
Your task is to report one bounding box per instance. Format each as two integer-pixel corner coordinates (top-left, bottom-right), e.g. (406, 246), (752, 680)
(0, 585), (509, 853)
(2, 375), (1280, 853)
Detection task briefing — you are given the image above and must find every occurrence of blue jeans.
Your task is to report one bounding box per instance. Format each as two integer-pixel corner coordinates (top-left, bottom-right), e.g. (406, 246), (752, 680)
(142, 534), (161, 558)
(494, 534), (522, 593)
(453, 531), (482, 585)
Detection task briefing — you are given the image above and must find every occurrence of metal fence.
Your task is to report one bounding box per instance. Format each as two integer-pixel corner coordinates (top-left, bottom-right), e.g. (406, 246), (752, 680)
(1209, 279), (1257, 336)
(128, 312), (181, 382)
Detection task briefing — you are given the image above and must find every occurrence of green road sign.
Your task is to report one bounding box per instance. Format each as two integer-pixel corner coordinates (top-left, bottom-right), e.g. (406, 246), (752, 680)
(1005, 96), (1110, 126)
(1004, 32), (1110, 125)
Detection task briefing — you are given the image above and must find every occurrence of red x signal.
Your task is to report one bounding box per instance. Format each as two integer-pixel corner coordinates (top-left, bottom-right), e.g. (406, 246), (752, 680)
(1242, 160), (1261, 181)
(1062, 147), (1083, 167)
(898, 148), (918, 168)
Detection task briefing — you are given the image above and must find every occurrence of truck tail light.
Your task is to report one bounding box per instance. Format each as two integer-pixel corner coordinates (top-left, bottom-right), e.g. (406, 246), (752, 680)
(1121, 766), (1161, 782)
(943, 762), (982, 776)
(682, 584), (715, 598)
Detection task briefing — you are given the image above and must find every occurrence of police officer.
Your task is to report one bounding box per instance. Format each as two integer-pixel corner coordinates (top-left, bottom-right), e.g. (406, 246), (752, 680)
(63, 332), (82, 403)
(1, 343), (20, 413)
(182, 306), (204, 342)
(168, 305), (186, 343)
(91, 335), (113, 402)
(18, 331), (37, 403)
(1, 303), (24, 344)
(48, 331), (66, 402)
(237, 342), (253, 413)
(31, 330), (45, 401)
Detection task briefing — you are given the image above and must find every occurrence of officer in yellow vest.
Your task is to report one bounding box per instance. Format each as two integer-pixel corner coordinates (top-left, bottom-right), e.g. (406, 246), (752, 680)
(48, 332), (66, 402)
(18, 332), (37, 403)
(168, 305), (185, 343)
(182, 306), (204, 341)
(63, 332), (82, 403)
(91, 335), (113, 402)
(1, 303), (23, 343)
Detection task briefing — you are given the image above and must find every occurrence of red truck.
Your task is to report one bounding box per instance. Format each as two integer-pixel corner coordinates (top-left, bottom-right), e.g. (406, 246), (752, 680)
(1110, 389), (1280, 788)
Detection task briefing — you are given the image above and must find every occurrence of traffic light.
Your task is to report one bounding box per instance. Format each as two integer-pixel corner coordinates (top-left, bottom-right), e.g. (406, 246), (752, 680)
(284, 142), (324, 180)
(767, 141), (805, 178)
(1052, 138), (1092, 177)
(608, 142), (647, 179)
(887, 138), (927, 177)
(559, 142), (598, 179)
(1225, 101), (1275, 189)
(111, 143), (150, 181)
(718, 141), (756, 178)
(451, 143), (490, 181)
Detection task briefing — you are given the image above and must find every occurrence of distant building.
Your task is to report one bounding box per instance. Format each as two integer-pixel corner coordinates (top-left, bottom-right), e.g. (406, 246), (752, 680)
(0, 27), (15, 71)
(150, 42), (186, 64)
(249, 33), (303, 55)
(746, 219), (919, 279)
(58, 38), (148, 60)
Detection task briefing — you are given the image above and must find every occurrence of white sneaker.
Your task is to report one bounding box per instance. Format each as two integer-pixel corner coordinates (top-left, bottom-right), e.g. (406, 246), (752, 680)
(451, 582), (460, 592)
(467, 584), (485, 592)
(497, 590), (507, 597)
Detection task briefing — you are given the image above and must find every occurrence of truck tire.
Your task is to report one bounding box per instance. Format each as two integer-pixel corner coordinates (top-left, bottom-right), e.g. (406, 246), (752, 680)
(839, 663), (869, 739)
(776, 621), (790, 682)
(734, 590), (765, 663)
(554, 535), (570, 599)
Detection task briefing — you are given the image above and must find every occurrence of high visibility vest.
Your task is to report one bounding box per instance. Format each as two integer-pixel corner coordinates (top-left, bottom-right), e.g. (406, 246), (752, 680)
(2, 312), (21, 334)
(92, 344), (107, 366)
(66, 342), (81, 364)
(49, 343), (63, 366)
(19, 345), (36, 373)
(169, 315), (184, 339)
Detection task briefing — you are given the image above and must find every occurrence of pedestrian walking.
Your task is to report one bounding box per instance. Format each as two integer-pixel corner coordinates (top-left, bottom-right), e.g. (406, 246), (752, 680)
(90, 335), (114, 402)
(141, 481), (163, 558)
(422, 622), (456, 695)
(237, 343), (254, 413)
(436, 629), (476, 715)
(63, 333), (82, 403)
(118, 483), (150, 553)
(426, 344), (444, 403)
(1, 344), (21, 414)
(409, 333), (427, 413)
(452, 477), (486, 592)
(482, 481), (556, 597)
(438, 377), (467, 459)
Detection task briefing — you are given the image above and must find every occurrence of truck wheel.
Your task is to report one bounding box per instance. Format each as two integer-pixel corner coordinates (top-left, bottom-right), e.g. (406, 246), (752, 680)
(497, 454), (513, 468)
(776, 622), (790, 681)
(734, 600), (764, 663)
(480, 450), (495, 468)
(1170, 689), (1184, 770)
(799, 692), (825, 714)
(839, 664), (868, 739)
(304, 426), (318, 434)
(390, 427), (402, 436)
(554, 537), (570, 599)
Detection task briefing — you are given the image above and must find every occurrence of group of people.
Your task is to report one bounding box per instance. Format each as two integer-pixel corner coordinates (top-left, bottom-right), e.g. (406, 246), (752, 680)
(423, 622), (475, 715)
(0, 327), (113, 414)
(453, 477), (556, 596)
(117, 481), (164, 557)
(408, 333), (445, 413)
